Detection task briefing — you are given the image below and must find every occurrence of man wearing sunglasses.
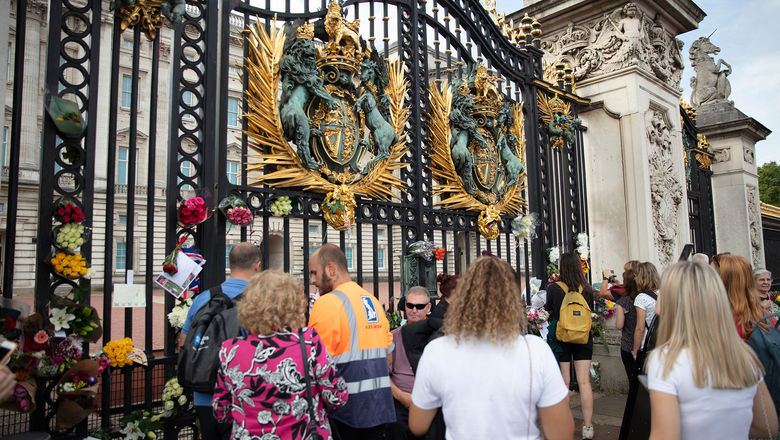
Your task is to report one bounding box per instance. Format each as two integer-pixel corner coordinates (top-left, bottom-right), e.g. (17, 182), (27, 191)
(388, 287), (432, 440)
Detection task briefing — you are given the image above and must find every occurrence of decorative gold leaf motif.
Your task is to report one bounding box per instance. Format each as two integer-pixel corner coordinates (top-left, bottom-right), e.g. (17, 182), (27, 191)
(242, 12), (409, 231)
(537, 90), (574, 151)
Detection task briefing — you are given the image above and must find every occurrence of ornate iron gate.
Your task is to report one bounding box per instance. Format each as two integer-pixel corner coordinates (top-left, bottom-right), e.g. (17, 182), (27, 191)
(680, 102), (716, 255)
(1, 0), (588, 436)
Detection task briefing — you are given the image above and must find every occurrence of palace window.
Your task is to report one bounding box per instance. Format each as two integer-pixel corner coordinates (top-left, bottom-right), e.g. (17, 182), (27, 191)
(117, 147), (129, 185)
(121, 75), (132, 108)
(345, 248), (354, 270)
(226, 161), (239, 184)
(116, 242), (127, 271)
(227, 98), (240, 127)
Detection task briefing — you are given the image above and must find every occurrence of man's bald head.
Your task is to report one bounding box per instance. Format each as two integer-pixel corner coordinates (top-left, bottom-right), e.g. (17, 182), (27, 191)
(691, 253), (709, 265)
(313, 243), (348, 273)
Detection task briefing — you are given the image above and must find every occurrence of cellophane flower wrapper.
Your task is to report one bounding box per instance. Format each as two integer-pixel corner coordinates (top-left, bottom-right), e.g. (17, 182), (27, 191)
(55, 396), (98, 431)
(407, 241), (435, 261)
(218, 194), (253, 226)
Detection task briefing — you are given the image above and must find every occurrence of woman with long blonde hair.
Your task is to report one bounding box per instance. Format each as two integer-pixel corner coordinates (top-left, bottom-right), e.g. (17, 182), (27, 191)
(409, 257), (574, 439)
(648, 262), (777, 440)
(715, 253), (765, 340)
(632, 262), (660, 358)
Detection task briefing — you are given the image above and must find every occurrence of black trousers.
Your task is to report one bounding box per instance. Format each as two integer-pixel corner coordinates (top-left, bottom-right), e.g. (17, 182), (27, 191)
(387, 398), (426, 440)
(195, 405), (231, 440)
(330, 418), (387, 440)
(620, 349), (637, 383)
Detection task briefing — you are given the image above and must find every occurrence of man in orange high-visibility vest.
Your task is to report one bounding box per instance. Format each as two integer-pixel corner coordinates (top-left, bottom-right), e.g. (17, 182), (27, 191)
(308, 244), (395, 440)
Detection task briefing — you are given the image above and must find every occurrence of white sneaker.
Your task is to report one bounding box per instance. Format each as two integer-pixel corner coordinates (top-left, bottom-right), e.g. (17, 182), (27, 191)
(582, 425), (594, 439)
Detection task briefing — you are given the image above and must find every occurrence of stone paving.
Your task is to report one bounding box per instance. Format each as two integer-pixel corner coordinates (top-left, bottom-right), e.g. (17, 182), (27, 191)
(569, 392), (627, 439)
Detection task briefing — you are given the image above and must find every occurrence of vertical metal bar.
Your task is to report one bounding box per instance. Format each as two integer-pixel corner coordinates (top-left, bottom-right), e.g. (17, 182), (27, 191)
(165, 14), (184, 359)
(202, 0), (226, 288)
(125, 27), (141, 343)
(283, 216), (290, 271)
(262, 215), (269, 268)
(101, 14), (122, 427)
(464, 230), (471, 266)
(303, 218), (310, 295)
(356, 222), (363, 286)
(3, 0), (26, 297)
(144, 34), (161, 412)
(387, 224), (394, 309)
(440, 228), (447, 274)
(240, 10), (250, 243)
(372, 223), (379, 300)
(453, 230), (461, 274)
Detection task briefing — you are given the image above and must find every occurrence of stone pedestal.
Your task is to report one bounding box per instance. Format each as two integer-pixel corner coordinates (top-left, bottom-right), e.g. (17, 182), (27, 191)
(696, 102), (770, 267)
(515, 0), (703, 271)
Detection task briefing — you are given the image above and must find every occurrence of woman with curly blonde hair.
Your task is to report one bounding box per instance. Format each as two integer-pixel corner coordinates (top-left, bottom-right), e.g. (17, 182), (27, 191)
(213, 270), (348, 439)
(409, 257), (574, 439)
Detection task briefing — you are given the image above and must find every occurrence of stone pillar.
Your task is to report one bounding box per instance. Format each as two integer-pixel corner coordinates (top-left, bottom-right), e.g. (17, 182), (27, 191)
(514, 0), (703, 273)
(696, 102), (770, 267)
(20, 0), (48, 171)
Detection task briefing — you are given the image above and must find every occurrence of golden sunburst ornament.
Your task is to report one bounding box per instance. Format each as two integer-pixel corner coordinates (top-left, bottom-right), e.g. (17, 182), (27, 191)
(428, 69), (527, 240)
(242, 11), (409, 231)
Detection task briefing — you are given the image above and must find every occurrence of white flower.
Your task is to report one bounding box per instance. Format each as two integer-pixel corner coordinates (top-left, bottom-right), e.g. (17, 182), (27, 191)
(83, 268), (96, 280)
(120, 421), (144, 440)
(50, 308), (75, 331)
(178, 395), (187, 405)
(257, 410), (273, 425)
(575, 233), (589, 247)
(164, 400), (174, 410)
(576, 245), (589, 260)
(547, 246), (560, 264)
(167, 304), (190, 330)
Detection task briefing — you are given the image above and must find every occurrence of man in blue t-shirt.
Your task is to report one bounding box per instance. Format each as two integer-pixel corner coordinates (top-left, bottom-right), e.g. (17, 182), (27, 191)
(180, 242), (261, 440)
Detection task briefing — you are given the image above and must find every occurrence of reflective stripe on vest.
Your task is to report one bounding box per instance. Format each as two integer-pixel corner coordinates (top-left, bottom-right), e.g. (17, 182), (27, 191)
(331, 290), (390, 394)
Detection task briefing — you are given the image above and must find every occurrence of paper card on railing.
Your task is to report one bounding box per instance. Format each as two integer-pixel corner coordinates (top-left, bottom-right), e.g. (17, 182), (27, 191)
(113, 284), (146, 308)
(154, 251), (204, 299)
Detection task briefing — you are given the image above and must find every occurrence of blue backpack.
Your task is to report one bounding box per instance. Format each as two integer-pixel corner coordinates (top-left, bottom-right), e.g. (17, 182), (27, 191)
(748, 312), (780, 411)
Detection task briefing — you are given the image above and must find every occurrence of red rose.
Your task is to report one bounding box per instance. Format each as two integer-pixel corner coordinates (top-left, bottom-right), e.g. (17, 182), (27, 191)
(58, 208), (66, 216)
(63, 216), (70, 222)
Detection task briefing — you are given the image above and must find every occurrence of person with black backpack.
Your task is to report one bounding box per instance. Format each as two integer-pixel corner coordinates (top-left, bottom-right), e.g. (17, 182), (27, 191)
(179, 242), (261, 440)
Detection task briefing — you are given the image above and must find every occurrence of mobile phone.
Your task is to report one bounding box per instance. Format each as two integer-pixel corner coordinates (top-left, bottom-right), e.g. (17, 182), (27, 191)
(0, 340), (17, 365)
(679, 244), (694, 261)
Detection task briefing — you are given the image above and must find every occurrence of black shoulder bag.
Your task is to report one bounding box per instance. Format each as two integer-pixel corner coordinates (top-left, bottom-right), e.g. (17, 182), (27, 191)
(298, 329), (324, 440)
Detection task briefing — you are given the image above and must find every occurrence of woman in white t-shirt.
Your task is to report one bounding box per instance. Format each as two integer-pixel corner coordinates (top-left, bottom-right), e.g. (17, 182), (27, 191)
(648, 261), (777, 440)
(632, 262), (659, 358)
(408, 256), (574, 440)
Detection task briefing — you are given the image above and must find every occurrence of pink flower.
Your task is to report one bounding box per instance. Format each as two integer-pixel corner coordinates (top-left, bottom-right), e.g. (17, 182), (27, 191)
(33, 330), (49, 345)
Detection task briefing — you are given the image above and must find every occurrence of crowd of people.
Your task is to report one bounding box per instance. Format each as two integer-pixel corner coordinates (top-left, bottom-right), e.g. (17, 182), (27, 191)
(174, 241), (778, 440)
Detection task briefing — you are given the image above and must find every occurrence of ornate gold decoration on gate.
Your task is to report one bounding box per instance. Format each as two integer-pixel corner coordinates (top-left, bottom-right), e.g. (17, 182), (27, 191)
(243, 5), (409, 231)
(112, 0), (193, 41)
(482, 0), (542, 52)
(694, 134), (713, 169)
(428, 64), (527, 240)
(537, 90), (584, 151)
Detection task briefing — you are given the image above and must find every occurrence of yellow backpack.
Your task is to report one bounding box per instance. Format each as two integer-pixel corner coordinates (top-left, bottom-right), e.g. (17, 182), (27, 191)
(555, 281), (592, 344)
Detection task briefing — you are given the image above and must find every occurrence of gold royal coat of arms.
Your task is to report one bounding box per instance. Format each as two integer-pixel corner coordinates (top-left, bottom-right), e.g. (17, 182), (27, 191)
(243, 2), (409, 231)
(429, 64), (527, 239)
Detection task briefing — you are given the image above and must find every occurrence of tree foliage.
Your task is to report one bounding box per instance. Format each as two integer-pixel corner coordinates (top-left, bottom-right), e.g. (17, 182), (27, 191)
(758, 161), (780, 206)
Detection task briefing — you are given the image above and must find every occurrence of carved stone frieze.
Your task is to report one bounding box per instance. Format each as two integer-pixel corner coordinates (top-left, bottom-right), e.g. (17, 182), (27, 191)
(540, 2), (684, 90)
(646, 109), (683, 264)
(746, 185), (762, 266)
(743, 147), (755, 165)
(712, 147), (730, 164)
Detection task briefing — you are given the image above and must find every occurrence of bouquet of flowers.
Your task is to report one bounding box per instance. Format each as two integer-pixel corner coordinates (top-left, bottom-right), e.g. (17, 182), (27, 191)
(56, 360), (99, 396)
(526, 307), (550, 336)
(269, 196), (293, 217)
(177, 196), (210, 226)
(0, 379), (36, 413)
(590, 297), (613, 352)
(575, 233), (590, 275)
(161, 235), (188, 275)
(219, 194), (253, 225)
(56, 395), (99, 431)
(511, 212), (540, 245)
(167, 297), (192, 331)
(118, 410), (162, 440)
(160, 377), (188, 417)
(50, 252), (89, 279)
(50, 303), (101, 342)
(0, 308), (20, 340)
(102, 337), (147, 368)
(54, 199), (85, 224)
(407, 241), (445, 262)
(53, 223), (88, 251)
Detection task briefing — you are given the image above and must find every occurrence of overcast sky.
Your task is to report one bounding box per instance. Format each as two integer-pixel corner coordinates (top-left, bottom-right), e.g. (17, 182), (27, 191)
(494, 0), (779, 166)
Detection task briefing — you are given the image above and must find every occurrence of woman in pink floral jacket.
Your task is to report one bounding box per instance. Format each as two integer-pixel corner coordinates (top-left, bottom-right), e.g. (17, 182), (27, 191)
(213, 270), (348, 439)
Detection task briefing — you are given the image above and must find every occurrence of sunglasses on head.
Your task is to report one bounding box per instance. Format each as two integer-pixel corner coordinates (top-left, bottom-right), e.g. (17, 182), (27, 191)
(405, 303), (428, 310)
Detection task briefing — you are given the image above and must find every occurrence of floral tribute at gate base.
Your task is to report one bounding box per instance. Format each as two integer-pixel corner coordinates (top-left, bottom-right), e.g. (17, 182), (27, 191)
(242, 3), (410, 231)
(428, 64), (528, 240)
